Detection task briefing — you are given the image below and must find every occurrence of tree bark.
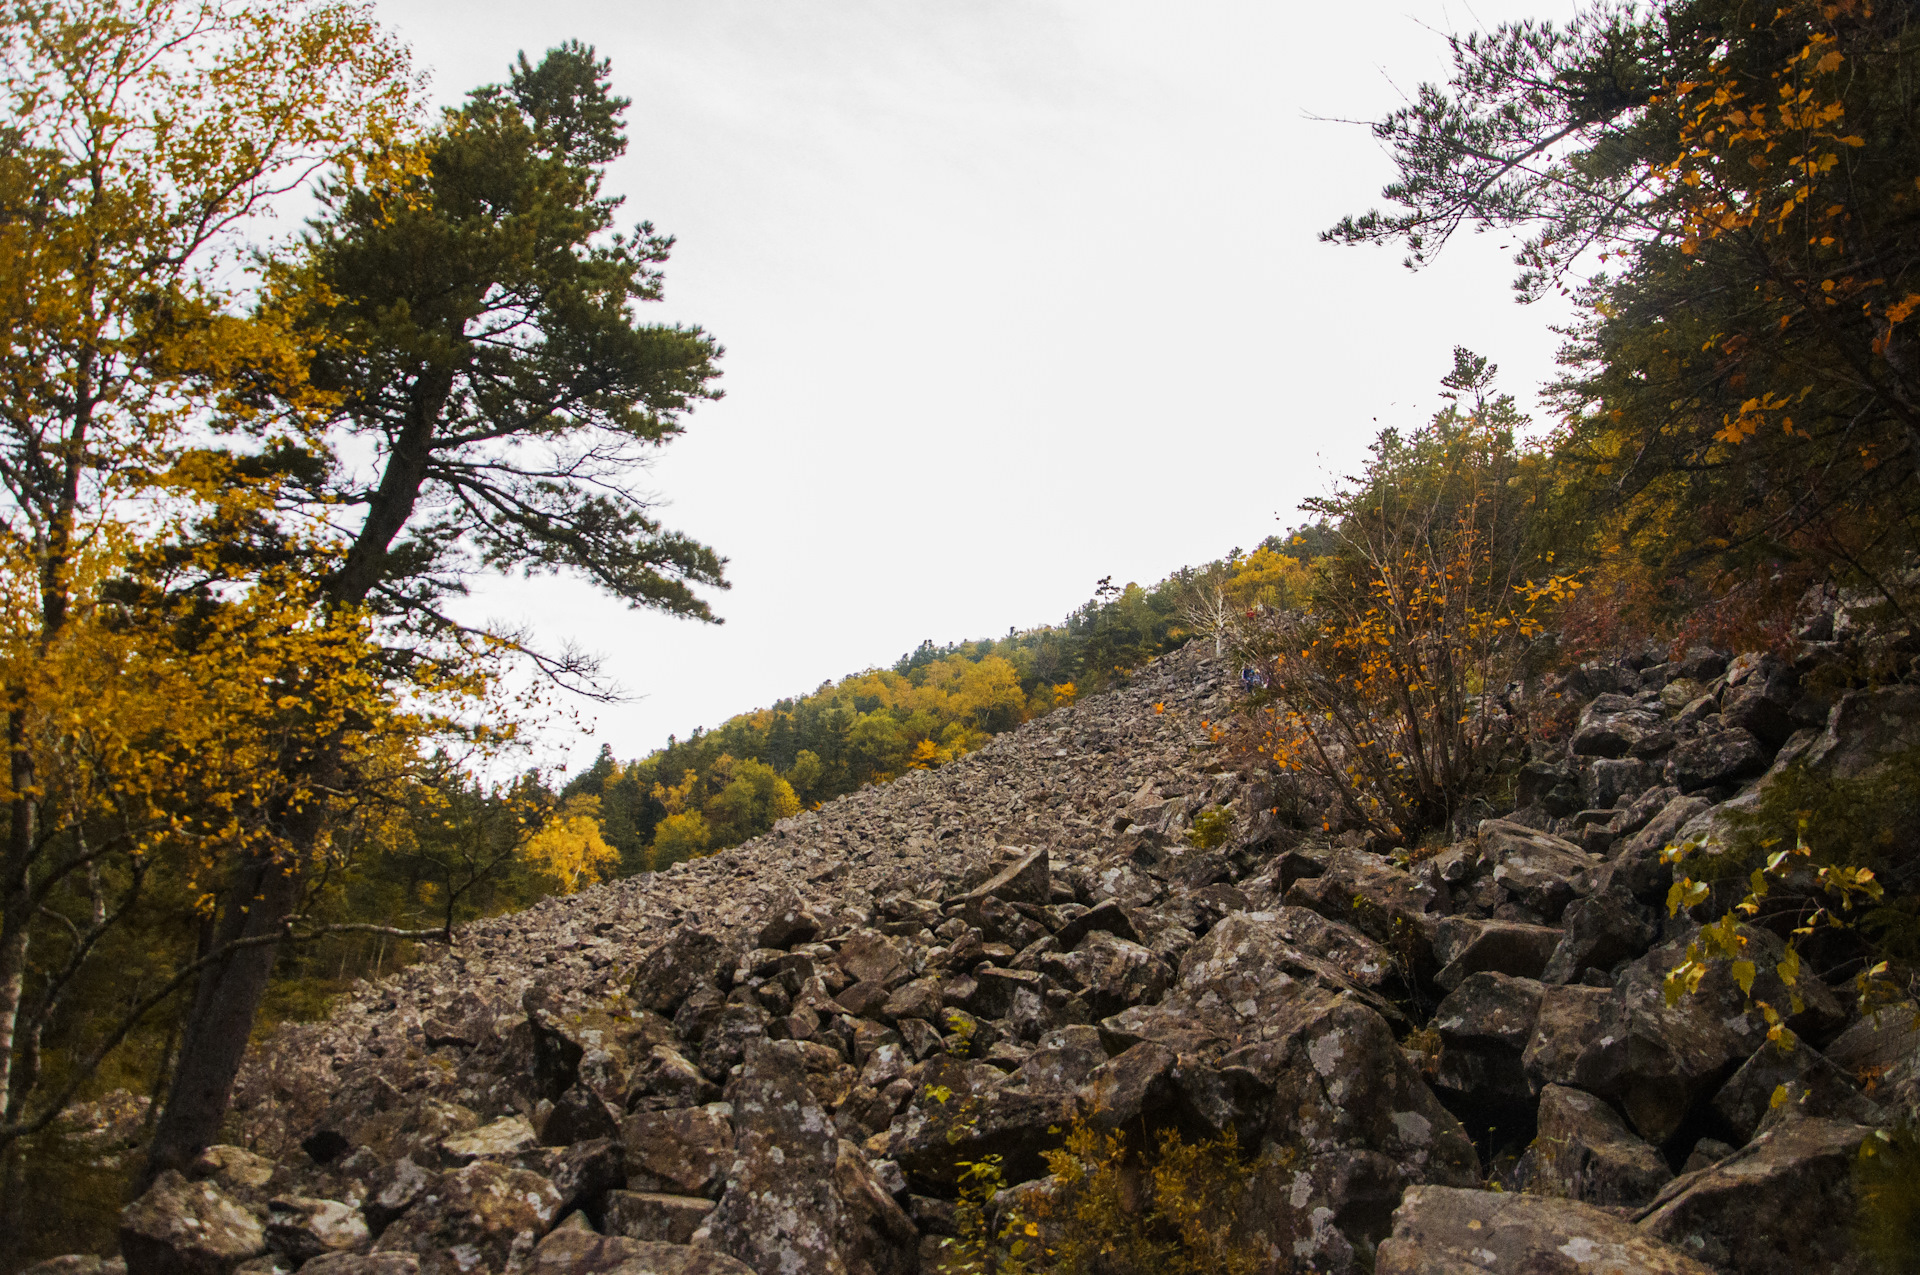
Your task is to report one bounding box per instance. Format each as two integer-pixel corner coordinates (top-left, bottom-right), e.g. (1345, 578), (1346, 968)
(141, 827), (308, 1182)
(0, 708), (36, 1122)
(138, 401), (440, 1186)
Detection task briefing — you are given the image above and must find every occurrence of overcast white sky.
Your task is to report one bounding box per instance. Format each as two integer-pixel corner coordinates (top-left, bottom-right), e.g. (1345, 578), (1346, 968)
(371, 0), (1582, 773)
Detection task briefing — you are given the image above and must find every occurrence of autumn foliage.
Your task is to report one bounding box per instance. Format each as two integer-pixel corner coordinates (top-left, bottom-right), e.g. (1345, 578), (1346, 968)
(1235, 356), (1573, 846)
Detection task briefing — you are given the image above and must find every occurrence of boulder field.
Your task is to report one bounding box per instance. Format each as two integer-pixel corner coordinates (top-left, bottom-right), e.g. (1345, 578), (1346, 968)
(42, 636), (1920, 1275)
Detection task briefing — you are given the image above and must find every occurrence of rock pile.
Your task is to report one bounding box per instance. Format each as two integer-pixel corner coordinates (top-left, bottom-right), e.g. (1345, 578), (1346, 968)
(44, 637), (1920, 1274)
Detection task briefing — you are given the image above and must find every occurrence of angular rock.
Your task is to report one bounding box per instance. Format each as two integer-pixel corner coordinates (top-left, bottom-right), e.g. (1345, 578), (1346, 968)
(1722, 679), (1796, 749)
(1076, 1041), (1177, 1129)
(630, 928), (734, 1016)
(1432, 918), (1563, 991)
(541, 1084), (622, 1147)
(190, 1146), (280, 1203)
(1600, 795), (1712, 905)
(1510, 1084), (1672, 1207)
(1584, 757), (1653, 811)
(1824, 1002), (1920, 1124)
(1375, 1185), (1715, 1274)
(120, 1171), (269, 1275)
(1710, 1043), (1884, 1142)
(1522, 985), (1615, 1094)
(702, 1040), (844, 1275)
(832, 1139), (919, 1275)
(1006, 1024), (1106, 1094)
(525, 1003), (632, 1106)
(1667, 729), (1768, 793)
(1100, 910), (1402, 1056)
(525, 1213), (750, 1274)
(603, 1190), (714, 1245)
(1051, 930), (1170, 1018)
(1608, 784), (1679, 841)
(1263, 906), (1400, 990)
(1800, 684), (1920, 780)
(967, 965), (1047, 1021)
(626, 1045), (721, 1112)
(620, 1105), (734, 1197)
(877, 976), (943, 1025)
(1570, 695), (1675, 760)
(1222, 998), (1481, 1264)
(696, 1003), (769, 1083)
(1573, 927), (1842, 1145)
(263, 1197), (370, 1264)
(833, 980), (891, 1019)
(351, 1159), (427, 1237)
(1050, 898), (1139, 949)
(369, 1161), (563, 1275)
(1477, 821), (1597, 921)
(833, 930), (913, 986)
(957, 845), (1050, 906)
(440, 1114), (538, 1164)
(300, 1258), (419, 1275)
(1284, 853), (1438, 963)
(515, 1137), (626, 1220)
(1635, 1118), (1878, 1275)
(1541, 886), (1656, 985)
(1430, 973), (1545, 1117)
(887, 1055), (1075, 1187)
(1434, 973), (1545, 1054)
(345, 1098), (479, 1168)
(756, 889), (822, 949)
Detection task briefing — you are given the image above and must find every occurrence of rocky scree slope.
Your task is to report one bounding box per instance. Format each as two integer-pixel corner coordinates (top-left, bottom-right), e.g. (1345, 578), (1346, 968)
(54, 638), (1920, 1275)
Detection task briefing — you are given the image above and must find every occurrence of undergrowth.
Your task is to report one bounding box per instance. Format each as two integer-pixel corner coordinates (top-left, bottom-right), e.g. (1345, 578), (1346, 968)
(939, 1119), (1258, 1274)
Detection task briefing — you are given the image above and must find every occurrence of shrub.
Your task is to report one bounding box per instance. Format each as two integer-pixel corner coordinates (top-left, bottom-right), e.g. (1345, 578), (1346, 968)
(1236, 352), (1573, 845)
(937, 1120), (1257, 1274)
(1186, 808), (1233, 850)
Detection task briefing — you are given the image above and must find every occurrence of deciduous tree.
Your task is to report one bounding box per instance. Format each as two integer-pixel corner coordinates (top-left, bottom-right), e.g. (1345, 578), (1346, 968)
(0, 0), (412, 1167)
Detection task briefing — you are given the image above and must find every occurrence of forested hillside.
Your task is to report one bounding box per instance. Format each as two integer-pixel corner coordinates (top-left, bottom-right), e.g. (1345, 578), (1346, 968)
(558, 543), (1314, 873)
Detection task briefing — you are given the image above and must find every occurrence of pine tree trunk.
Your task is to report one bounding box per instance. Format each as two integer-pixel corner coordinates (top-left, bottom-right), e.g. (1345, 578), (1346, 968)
(140, 830), (309, 1183)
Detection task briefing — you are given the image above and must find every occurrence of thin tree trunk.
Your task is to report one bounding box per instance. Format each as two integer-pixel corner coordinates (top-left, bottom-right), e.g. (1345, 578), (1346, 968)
(0, 708), (37, 1122)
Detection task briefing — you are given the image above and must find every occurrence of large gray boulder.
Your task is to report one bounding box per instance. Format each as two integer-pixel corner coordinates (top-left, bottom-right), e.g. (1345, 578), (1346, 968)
(1635, 1118), (1879, 1274)
(1375, 1186), (1716, 1274)
(526, 1212), (752, 1274)
(1523, 985), (1615, 1094)
(1572, 927), (1841, 1145)
(1221, 997), (1481, 1267)
(369, 1161), (564, 1275)
(1429, 972), (1545, 1116)
(630, 928), (736, 1016)
(1477, 821), (1598, 921)
(1710, 1043), (1884, 1142)
(1284, 852), (1439, 966)
(1570, 695), (1676, 760)
(1510, 1084), (1673, 1207)
(1432, 918), (1564, 991)
(1048, 929), (1171, 1018)
(620, 1105), (735, 1198)
(263, 1196), (371, 1264)
(1824, 1003), (1920, 1124)
(701, 1039), (845, 1275)
(120, 1171), (268, 1275)
(1099, 909), (1404, 1052)
(888, 1054), (1075, 1187)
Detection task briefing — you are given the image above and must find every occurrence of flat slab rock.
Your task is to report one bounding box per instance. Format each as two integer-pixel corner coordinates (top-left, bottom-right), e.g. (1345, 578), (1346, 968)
(1375, 1185), (1717, 1274)
(1634, 1117), (1878, 1275)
